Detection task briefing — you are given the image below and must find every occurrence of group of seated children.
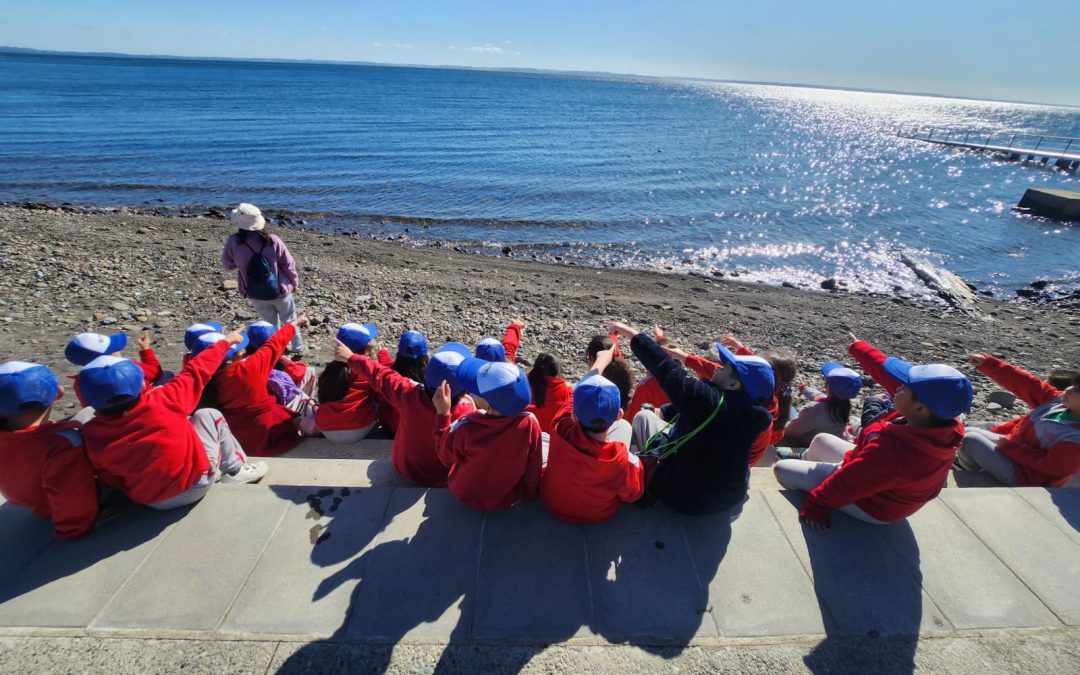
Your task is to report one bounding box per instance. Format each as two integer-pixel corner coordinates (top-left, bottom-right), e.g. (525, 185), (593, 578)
(3, 311), (1078, 541)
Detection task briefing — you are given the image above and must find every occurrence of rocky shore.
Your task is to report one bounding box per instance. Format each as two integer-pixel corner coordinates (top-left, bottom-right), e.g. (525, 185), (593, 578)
(1, 205), (1078, 422)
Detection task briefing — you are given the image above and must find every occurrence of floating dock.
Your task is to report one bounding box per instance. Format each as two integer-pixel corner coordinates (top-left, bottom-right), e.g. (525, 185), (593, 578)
(897, 127), (1080, 172)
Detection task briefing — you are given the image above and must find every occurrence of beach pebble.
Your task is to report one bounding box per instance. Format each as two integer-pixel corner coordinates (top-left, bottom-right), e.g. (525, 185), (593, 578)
(221, 279), (238, 291)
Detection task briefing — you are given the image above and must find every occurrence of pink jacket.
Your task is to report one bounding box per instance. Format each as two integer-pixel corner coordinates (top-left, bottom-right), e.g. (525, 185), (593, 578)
(221, 232), (298, 298)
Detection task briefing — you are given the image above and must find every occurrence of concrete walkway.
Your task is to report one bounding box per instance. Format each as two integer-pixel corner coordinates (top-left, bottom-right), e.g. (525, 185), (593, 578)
(1, 438), (1079, 674)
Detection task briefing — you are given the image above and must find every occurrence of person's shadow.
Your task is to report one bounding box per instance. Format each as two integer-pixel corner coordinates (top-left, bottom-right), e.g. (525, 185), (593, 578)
(775, 493), (930, 675)
(1049, 488), (1080, 537)
(274, 488), (740, 674)
(0, 500), (188, 624)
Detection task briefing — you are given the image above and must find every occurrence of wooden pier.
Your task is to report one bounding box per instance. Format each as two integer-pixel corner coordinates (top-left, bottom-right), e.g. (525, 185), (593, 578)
(897, 127), (1080, 173)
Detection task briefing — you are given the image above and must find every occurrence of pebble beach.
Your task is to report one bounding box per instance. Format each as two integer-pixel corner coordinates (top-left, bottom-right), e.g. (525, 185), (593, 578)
(1, 204), (1078, 424)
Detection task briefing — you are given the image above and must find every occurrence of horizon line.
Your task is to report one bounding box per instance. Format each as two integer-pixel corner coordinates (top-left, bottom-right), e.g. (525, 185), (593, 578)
(1, 44), (1077, 110)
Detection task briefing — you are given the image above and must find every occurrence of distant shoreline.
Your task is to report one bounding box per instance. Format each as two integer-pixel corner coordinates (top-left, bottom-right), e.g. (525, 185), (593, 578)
(3, 46), (1076, 110)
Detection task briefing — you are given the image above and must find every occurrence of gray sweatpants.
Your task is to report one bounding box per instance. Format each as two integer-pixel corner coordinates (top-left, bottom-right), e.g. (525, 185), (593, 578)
(773, 434), (887, 525)
(955, 428), (1017, 486)
(148, 409), (249, 510)
(251, 292), (303, 352)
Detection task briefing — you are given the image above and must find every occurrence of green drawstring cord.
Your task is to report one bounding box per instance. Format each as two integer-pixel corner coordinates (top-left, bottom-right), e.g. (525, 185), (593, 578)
(642, 393), (725, 461)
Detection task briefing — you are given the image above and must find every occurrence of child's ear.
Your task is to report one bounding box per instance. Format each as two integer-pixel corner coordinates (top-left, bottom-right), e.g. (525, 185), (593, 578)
(54, 385), (66, 402)
(616, 408), (625, 422)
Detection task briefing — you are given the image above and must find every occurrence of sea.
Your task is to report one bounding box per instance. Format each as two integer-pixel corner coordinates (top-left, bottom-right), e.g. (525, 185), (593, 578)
(1, 51), (1078, 301)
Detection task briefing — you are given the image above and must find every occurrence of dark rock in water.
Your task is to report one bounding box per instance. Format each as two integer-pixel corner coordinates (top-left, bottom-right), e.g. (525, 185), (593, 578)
(1030, 279), (1050, 290)
(820, 278), (838, 291)
(781, 281), (797, 289)
(1016, 288), (1040, 299)
(711, 270), (724, 277)
(502, 246), (512, 256)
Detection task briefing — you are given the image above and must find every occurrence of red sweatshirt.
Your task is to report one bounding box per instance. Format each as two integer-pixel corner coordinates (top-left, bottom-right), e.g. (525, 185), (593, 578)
(348, 354), (473, 486)
(979, 357), (1080, 487)
(525, 375), (571, 433)
(280, 357), (310, 387)
(434, 410), (543, 511)
(316, 372), (379, 432)
(801, 341), (964, 525)
(214, 323), (302, 457)
(0, 419), (99, 539)
(72, 348), (161, 407)
(541, 393), (644, 523)
(83, 341), (228, 505)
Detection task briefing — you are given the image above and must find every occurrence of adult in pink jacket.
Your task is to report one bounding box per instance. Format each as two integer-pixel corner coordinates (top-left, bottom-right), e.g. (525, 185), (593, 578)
(221, 203), (304, 354)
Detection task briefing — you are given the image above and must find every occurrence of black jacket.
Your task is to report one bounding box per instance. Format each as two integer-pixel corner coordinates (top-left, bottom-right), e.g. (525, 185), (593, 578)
(631, 333), (771, 515)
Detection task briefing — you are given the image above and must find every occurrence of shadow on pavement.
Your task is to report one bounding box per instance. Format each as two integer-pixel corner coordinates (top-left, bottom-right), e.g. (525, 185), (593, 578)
(774, 492), (924, 675)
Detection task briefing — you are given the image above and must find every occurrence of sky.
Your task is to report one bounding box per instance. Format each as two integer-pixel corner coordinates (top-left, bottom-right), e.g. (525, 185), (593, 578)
(2, 0), (1078, 106)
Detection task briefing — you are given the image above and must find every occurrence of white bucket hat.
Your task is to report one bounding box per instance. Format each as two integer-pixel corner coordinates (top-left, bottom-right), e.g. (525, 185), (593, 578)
(229, 203), (266, 231)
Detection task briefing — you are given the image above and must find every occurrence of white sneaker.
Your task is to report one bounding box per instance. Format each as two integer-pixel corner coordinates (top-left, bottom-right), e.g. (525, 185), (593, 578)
(221, 461), (269, 485)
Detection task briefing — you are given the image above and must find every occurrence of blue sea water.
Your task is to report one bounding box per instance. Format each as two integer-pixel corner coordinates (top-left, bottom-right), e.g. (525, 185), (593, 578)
(1, 52), (1078, 299)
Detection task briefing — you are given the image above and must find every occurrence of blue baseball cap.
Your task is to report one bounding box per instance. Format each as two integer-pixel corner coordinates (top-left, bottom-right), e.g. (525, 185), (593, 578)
(337, 322), (379, 353)
(77, 355), (145, 411)
(184, 322), (224, 351)
(821, 362), (862, 400)
(475, 338), (507, 363)
(574, 373), (621, 431)
(246, 321), (276, 350)
(0, 361), (60, 417)
(192, 332), (249, 360)
(64, 332), (128, 366)
(424, 342), (472, 395)
(455, 357), (531, 416)
(714, 344), (776, 402)
(883, 357), (973, 419)
(398, 331), (428, 359)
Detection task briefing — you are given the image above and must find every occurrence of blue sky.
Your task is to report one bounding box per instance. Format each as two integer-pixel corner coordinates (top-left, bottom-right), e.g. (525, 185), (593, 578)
(2, 1), (1077, 106)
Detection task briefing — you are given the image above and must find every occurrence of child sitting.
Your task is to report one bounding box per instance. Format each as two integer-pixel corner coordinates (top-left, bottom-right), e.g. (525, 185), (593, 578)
(315, 322), (390, 443)
(956, 354), (1080, 487)
(608, 320), (774, 516)
(541, 345), (644, 523)
(773, 334), (972, 531)
(0, 361), (99, 539)
(65, 330), (171, 404)
(475, 320), (526, 364)
(586, 334), (636, 412)
(79, 332), (267, 509)
(433, 356), (543, 511)
(721, 335), (796, 467)
(199, 316), (310, 457)
(181, 322), (223, 367)
(333, 338), (475, 486)
(779, 362), (862, 449)
(247, 321), (317, 396)
(378, 330), (430, 435)
(525, 353), (571, 433)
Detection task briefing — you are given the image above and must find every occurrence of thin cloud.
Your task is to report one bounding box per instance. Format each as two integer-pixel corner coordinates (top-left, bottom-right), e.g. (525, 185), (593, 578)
(372, 42), (414, 49)
(465, 44), (505, 54)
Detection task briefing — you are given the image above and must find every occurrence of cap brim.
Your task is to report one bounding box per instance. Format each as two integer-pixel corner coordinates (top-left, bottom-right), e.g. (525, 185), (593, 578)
(714, 342), (738, 367)
(882, 357), (914, 386)
(109, 333), (128, 354)
(362, 323), (379, 341)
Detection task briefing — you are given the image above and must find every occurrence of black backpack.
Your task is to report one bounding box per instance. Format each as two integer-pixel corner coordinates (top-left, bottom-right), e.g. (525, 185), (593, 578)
(243, 238), (281, 301)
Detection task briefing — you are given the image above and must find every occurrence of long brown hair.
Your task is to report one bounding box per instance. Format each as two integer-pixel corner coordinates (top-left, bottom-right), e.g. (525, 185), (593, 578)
(761, 350), (797, 429)
(528, 353), (561, 407)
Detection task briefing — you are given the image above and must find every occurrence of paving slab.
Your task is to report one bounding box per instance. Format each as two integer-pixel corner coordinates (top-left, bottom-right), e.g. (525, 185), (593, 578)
(283, 438), (392, 460)
(585, 504), (716, 642)
(92, 485), (289, 631)
(0, 504), (55, 594)
(474, 501), (593, 641)
(939, 489), (1080, 625)
(345, 488), (481, 641)
(763, 491), (951, 636)
(263, 457), (381, 487)
(884, 499), (1059, 629)
(1014, 487), (1080, 546)
(0, 507), (184, 627)
(221, 485), (393, 636)
(682, 492), (825, 637)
